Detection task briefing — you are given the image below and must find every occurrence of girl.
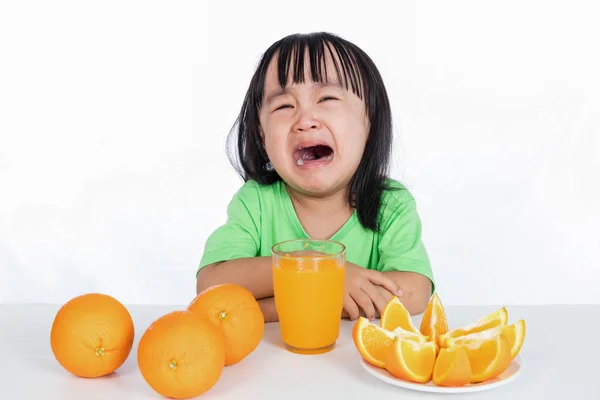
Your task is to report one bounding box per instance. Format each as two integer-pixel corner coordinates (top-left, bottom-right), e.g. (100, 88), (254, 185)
(196, 32), (434, 322)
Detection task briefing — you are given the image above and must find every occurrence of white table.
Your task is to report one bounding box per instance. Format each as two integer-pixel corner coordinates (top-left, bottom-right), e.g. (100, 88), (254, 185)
(1, 303), (597, 399)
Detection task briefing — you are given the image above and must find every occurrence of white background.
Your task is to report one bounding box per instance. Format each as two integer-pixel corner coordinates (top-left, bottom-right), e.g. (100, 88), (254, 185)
(1, 0), (598, 306)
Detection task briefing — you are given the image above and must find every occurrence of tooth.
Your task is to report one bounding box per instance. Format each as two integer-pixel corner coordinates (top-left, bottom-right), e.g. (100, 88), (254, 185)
(296, 159), (304, 166)
(326, 155), (332, 160)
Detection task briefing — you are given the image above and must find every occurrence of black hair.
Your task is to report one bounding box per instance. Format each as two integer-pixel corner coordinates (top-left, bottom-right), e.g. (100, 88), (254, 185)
(226, 32), (395, 232)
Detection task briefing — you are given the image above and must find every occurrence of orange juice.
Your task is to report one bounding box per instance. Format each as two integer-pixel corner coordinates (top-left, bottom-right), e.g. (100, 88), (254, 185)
(272, 247), (345, 354)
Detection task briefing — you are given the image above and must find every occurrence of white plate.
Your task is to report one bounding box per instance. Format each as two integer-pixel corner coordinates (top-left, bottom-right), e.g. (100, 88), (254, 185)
(360, 355), (524, 394)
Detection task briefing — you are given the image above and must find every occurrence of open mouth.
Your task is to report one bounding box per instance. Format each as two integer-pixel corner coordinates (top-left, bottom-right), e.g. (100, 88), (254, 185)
(294, 145), (334, 166)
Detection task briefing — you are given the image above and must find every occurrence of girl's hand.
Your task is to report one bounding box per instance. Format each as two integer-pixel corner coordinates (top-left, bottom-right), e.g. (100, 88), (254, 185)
(342, 263), (403, 320)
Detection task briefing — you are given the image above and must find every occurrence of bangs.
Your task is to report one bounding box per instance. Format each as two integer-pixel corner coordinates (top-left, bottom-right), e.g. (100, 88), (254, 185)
(273, 34), (364, 99)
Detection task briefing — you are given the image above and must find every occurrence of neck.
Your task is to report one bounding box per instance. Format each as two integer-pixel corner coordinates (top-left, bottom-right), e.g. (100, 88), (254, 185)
(285, 183), (352, 216)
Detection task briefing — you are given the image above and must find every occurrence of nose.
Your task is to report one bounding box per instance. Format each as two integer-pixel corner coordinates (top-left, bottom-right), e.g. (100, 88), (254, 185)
(293, 109), (321, 133)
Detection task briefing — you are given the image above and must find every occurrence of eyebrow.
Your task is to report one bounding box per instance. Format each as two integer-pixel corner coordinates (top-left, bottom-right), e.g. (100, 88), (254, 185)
(264, 82), (342, 105)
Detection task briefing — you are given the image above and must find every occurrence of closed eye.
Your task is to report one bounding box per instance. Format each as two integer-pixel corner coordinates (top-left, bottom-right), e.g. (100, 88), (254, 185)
(319, 96), (338, 102)
(274, 104), (293, 111)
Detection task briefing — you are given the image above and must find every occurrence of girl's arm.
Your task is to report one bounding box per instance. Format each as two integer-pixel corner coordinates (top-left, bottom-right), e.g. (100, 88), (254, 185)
(257, 297), (279, 322)
(342, 272), (430, 320)
(196, 256), (274, 299)
(382, 271), (431, 315)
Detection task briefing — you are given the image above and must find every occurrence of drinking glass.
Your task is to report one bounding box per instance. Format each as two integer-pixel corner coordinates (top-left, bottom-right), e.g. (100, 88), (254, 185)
(272, 239), (346, 354)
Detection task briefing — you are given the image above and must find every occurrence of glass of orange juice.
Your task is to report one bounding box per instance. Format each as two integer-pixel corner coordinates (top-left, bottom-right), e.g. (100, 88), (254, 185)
(272, 239), (345, 354)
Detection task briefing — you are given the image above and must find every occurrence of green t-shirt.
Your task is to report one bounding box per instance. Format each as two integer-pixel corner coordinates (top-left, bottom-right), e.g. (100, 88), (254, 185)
(197, 179), (434, 290)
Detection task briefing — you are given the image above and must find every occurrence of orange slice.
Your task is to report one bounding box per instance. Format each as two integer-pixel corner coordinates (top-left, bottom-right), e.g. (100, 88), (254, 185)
(459, 334), (512, 383)
(392, 327), (429, 343)
(432, 347), (472, 387)
(352, 317), (396, 368)
(385, 337), (437, 384)
(439, 307), (508, 348)
(504, 319), (526, 359)
(447, 319), (526, 360)
(380, 297), (421, 335)
(419, 293), (448, 346)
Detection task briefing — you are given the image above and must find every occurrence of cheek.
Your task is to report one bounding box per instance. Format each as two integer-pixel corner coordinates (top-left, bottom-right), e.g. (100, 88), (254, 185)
(262, 129), (288, 163)
(332, 104), (367, 135)
(338, 117), (368, 149)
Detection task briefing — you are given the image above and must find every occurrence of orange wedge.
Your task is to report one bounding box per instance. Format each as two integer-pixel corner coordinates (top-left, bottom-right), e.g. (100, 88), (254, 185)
(385, 337), (437, 383)
(352, 317), (396, 368)
(432, 347), (472, 387)
(459, 334), (512, 383)
(504, 319), (526, 359)
(447, 319), (526, 360)
(392, 327), (429, 343)
(380, 297), (421, 335)
(419, 293), (448, 346)
(439, 307), (508, 348)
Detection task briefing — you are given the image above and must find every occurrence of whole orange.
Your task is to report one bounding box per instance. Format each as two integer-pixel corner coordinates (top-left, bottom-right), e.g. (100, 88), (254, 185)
(50, 293), (135, 378)
(137, 310), (225, 399)
(188, 284), (264, 366)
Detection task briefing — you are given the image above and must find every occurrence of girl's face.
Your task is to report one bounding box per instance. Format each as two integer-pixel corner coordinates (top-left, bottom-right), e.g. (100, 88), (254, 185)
(258, 53), (369, 198)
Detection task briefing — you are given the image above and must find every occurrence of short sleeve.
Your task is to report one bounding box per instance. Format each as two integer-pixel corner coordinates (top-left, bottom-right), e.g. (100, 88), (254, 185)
(377, 186), (435, 292)
(197, 182), (262, 276)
